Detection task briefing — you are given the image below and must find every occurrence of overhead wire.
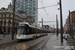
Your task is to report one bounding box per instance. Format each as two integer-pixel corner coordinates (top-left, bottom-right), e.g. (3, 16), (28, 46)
(3, 0), (8, 3)
(40, 0), (47, 13)
(39, 0), (52, 21)
(38, 13), (42, 18)
(40, 0), (58, 21)
(41, 0), (56, 20)
(3, 0), (57, 21)
(39, 0), (48, 17)
(37, 4), (58, 9)
(0, 0), (10, 8)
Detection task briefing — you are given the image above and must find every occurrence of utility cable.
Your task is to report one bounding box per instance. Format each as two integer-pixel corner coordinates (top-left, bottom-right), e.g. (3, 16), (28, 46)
(39, 0), (49, 20)
(39, 0), (55, 21)
(3, 0), (9, 3)
(38, 4), (58, 9)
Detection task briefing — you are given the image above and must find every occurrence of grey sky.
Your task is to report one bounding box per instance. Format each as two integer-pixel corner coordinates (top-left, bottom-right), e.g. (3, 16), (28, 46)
(0, 0), (75, 28)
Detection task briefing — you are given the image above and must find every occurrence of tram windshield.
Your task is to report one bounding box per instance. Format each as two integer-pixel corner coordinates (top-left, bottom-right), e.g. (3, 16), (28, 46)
(17, 26), (26, 35)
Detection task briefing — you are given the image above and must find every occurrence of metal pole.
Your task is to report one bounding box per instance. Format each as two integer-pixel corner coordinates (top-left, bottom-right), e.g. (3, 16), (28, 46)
(12, 0), (15, 40)
(56, 15), (58, 36)
(42, 18), (43, 28)
(53, 25), (55, 33)
(42, 18), (43, 33)
(59, 0), (63, 42)
(36, 25), (37, 38)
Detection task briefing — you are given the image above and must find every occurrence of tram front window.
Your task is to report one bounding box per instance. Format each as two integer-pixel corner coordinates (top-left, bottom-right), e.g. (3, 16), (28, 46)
(17, 26), (26, 35)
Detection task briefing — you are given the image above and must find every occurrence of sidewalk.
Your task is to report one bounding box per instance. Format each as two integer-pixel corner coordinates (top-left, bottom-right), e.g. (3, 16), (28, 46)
(0, 34), (17, 45)
(42, 34), (75, 50)
(63, 34), (75, 46)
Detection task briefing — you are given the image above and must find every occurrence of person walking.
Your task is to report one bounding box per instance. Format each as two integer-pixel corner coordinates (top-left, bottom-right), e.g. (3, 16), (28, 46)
(3, 32), (5, 37)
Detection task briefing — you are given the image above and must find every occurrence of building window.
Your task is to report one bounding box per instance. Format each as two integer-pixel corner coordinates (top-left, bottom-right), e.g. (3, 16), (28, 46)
(1, 14), (3, 17)
(1, 19), (3, 21)
(26, 0), (27, 1)
(33, 1), (35, 3)
(9, 19), (10, 22)
(33, 4), (35, 6)
(0, 21), (1, 27)
(9, 14), (11, 17)
(5, 14), (6, 17)
(8, 19), (11, 27)
(4, 18), (6, 21)
(4, 19), (6, 27)
(0, 20), (3, 27)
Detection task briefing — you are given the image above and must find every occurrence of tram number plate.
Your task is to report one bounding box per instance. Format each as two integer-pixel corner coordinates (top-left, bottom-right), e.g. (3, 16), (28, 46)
(18, 35), (20, 37)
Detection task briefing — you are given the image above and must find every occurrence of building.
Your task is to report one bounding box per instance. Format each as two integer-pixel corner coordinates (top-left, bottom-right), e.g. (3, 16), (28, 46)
(64, 19), (68, 33)
(0, 7), (25, 34)
(12, 0), (38, 25)
(64, 22), (67, 33)
(65, 10), (75, 38)
(0, 7), (33, 34)
(8, 2), (12, 9)
(43, 25), (55, 32)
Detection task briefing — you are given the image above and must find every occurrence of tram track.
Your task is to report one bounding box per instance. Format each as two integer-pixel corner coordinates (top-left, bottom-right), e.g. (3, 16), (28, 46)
(0, 36), (48, 49)
(26, 37), (48, 50)
(26, 34), (52, 50)
(26, 36), (51, 50)
(38, 37), (50, 50)
(0, 41), (18, 49)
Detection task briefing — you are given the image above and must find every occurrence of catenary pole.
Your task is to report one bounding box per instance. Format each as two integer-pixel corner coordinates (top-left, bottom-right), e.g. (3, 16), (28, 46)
(56, 15), (58, 36)
(42, 18), (43, 28)
(59, 0), (63, 42)
(12, 0), (15, 40)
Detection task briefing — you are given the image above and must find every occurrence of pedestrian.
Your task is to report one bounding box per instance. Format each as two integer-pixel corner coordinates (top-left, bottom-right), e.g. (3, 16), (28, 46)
(3, 32), (5, 37)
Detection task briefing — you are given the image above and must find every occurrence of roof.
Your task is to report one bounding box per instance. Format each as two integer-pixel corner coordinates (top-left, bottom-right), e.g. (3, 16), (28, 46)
(70, 11), (75, 13)
(0, 11), (26, 19)
(19, 22), (42, 29)
(19, 22), (29, 25)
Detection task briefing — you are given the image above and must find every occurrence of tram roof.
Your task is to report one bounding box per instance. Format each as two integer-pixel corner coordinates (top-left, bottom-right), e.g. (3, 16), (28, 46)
(19, 22), (42, 29)
(19, 22), (48, 31)
(19, 22), (29, 25)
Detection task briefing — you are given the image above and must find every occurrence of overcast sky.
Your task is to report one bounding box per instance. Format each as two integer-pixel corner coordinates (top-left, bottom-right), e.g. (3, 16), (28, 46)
(0, 0), (75, 28)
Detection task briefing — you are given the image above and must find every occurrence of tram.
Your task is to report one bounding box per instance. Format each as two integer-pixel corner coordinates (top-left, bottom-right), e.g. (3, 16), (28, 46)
(16, 22), (48, 40)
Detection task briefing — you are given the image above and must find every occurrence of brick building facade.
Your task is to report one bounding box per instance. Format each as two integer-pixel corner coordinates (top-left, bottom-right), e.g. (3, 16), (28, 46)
(65, 11), (75, 38)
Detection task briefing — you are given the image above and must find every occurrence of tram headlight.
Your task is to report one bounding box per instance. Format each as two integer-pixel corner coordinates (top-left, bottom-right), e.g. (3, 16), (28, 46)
(23, 35), (26, 37)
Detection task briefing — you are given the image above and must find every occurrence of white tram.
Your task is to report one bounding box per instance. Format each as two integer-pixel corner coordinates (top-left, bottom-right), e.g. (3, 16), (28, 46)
(16, 22), (48, 40)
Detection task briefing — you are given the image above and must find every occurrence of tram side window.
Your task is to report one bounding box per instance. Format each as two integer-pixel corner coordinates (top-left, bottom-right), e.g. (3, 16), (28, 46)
(31, 28), (34, 33)
(26, 27), (31, 34)
(32, 28), (36, 34)
(27, 28), (29, 34)
(29, 28), (32, 34)
(23, 29), (26, 35)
